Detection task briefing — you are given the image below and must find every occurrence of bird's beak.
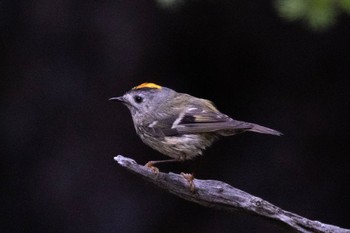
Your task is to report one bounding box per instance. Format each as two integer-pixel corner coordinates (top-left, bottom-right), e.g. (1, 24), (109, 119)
(108, 96), (124, 102)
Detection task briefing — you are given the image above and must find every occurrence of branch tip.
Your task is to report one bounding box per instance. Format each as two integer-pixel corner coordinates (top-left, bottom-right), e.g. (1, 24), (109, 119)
(114, 155), (137, 166)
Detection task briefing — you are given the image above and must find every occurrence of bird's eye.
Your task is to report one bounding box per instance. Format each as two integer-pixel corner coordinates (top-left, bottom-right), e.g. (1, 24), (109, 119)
(134, 95), (143, 103)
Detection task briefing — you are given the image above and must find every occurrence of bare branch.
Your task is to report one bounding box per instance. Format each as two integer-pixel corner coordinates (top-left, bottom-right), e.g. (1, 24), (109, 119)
(114, 155), (349, 233)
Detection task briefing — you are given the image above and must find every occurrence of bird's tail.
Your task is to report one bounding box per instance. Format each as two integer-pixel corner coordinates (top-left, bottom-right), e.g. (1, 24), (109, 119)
(248, 123), (283, 136)
(217, 120), (282, 136)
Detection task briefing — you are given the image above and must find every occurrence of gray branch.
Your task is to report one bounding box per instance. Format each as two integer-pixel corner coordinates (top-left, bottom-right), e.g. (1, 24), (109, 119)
(114, 155), (349, 233)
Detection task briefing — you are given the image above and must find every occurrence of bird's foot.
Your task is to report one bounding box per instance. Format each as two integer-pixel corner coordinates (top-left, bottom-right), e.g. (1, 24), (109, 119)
(181, 172), (195, 192)
(145, 161), (159, 174)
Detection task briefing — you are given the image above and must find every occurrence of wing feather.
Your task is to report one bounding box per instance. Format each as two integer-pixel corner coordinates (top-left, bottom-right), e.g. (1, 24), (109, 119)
(174, 108), (252, 134)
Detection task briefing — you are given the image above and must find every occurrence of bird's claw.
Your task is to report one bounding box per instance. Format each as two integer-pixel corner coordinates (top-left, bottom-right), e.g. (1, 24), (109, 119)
(181, 172), (195, 192)
(145, 162), (159, 174)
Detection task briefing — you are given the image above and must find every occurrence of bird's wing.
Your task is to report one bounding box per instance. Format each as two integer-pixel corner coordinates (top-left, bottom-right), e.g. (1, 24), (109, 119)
(173, 107), (252, 134)
(142, 107), (244, 137)
(142, 113), (182, 138)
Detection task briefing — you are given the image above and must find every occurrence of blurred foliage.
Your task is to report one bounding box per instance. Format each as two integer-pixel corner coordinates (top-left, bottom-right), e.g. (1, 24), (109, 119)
(275, 0), (350, 31)
(155, 0), (184, 8)
(155, 0), (350, 31)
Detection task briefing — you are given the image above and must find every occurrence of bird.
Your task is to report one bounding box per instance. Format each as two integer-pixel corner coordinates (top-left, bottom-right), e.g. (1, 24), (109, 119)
(109, 82), (282, 174)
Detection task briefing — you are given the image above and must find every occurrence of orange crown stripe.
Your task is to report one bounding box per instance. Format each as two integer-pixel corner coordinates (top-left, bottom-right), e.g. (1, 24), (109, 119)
(133, 82), (162, 90)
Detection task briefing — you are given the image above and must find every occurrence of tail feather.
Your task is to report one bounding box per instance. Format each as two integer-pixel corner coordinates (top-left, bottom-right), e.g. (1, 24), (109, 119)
(248, 123), (283, 136)
(217, 120), (282, 136)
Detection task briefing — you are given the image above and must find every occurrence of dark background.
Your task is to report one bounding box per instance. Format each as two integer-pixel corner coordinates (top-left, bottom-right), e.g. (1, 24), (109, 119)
(2, 1), (350, 232)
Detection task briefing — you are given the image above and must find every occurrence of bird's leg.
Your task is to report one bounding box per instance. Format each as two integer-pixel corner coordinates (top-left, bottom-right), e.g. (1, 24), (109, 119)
(144, 159), (179, 174)
(180, 172), (195, 192)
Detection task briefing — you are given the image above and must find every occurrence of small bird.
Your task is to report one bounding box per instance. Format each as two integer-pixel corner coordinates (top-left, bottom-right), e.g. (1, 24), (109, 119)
(110, 83), (282, 172)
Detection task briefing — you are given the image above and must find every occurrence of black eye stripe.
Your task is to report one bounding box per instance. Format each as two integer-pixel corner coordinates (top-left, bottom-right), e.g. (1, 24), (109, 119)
(134, 95), (143, 103)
